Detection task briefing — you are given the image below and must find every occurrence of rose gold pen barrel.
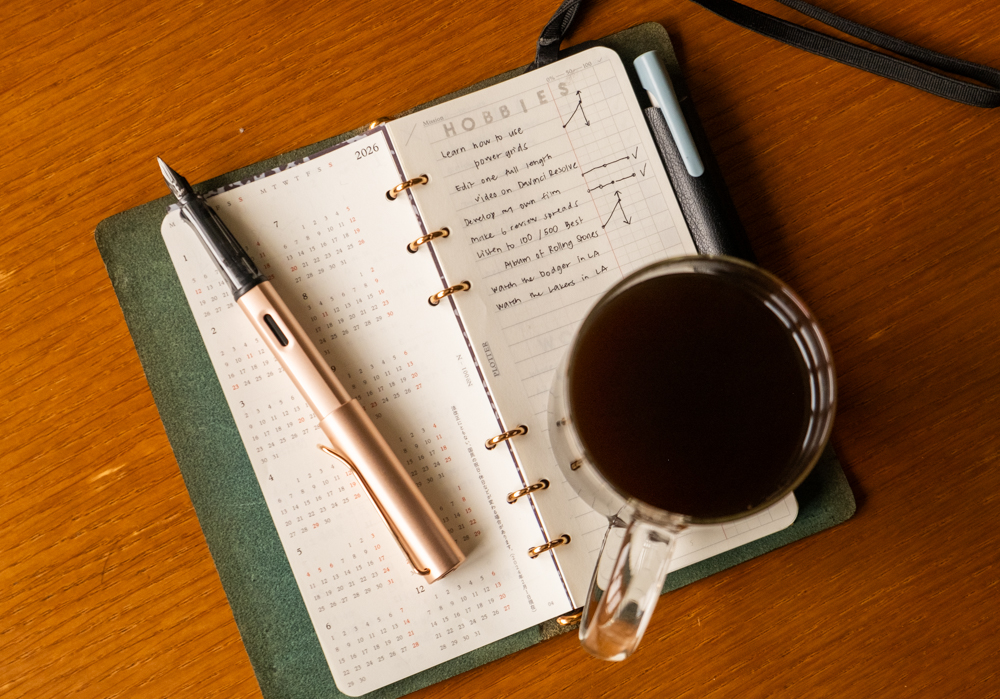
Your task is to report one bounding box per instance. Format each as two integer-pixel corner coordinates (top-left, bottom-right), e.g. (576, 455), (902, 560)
(238, 282), (465, 582)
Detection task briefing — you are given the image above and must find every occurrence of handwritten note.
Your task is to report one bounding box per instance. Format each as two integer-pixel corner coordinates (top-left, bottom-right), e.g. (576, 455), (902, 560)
(392, 46), (699, 593)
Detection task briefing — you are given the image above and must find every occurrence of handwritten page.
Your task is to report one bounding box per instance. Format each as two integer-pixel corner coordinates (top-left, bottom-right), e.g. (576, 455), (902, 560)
(160, 128), (572, 695)
(392, 46), (795, 601)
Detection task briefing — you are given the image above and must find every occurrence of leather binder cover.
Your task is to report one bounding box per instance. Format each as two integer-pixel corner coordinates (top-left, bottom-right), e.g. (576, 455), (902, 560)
(95, 23), (856, 699)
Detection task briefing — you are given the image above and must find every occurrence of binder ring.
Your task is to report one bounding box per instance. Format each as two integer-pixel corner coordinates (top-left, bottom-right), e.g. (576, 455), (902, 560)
(366, 117), (391, 130)
(528, 535), (570, 559)
(387, 175), (429, 200)
(428, 281), (471, 306)
(407, 227), (450, 253)
(507, 479), (549, 504)
(485, 424), (528, 450)
(557, 609), (584, 626)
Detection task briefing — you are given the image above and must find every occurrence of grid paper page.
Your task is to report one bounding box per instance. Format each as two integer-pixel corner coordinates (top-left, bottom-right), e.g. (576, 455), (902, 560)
(392, 46), (795, 601)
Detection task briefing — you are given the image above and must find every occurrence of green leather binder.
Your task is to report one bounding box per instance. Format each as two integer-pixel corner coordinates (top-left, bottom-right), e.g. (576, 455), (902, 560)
(95, 23), (855, 699)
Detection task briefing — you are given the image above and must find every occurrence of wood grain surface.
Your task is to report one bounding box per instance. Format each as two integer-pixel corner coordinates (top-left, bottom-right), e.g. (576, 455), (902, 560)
(2, 0), (998, 697)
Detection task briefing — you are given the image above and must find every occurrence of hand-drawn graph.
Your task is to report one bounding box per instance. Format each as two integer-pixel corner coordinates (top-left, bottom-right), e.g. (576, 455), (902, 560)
(578, 150), (642, 226)
(562, 91), (591, 128)
(587, 173), (636, 194)
(601, 191), (632, 229)
(582, 156), (629, 177)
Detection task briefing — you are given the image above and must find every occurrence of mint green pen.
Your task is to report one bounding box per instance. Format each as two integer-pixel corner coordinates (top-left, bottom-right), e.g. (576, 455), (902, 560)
(634, 51), (705, 177)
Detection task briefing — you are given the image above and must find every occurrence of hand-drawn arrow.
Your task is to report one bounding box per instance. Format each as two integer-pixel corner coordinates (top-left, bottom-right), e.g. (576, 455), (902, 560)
(562, 91), (591, 128)
(602, 191), (632, 229)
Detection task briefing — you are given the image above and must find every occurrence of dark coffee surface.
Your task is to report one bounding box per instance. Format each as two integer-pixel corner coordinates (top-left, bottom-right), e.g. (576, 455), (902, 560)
(568, 273), (810, 520)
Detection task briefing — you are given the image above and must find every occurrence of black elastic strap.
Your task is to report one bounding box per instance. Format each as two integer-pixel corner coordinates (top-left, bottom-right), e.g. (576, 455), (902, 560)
(529, 0), (586, 71)
(691, 0), (1000, 108)
(531, 0), (1000, 107)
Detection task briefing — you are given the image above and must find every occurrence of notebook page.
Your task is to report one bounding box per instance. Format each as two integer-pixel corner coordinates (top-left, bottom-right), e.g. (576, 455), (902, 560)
(160, 128), (572, 695)
(391, 47), (796, 603)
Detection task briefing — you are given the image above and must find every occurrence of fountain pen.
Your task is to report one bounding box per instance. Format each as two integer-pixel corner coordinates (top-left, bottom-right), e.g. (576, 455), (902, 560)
(158, 158), (464, 582)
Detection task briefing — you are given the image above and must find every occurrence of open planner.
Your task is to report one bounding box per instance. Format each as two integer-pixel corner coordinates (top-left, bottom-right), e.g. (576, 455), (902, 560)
(160, 46), (798, 695)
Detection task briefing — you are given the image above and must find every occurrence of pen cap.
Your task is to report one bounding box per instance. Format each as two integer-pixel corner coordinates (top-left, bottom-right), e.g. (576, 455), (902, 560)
(238, 282), (462, 581)
(633, 51), (705, 178)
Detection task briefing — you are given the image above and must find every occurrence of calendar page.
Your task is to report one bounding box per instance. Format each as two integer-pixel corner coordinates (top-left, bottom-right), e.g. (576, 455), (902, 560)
(161, 128), (574, 695)
(391, 46), (798, 602)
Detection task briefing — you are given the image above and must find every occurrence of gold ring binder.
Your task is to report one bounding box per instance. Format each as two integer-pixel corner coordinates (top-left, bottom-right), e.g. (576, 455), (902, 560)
(506, 479), (549, 504)
(407, 227), (450, 253)
(556, 609), (584, 626)
(527, 535), (570, 559)
(366, 117), (391, 130)
(485, 424), (528, 450)
(318, 444), (432, 576)
(428, 281), (471, 306)
(386, 175), (429, 200)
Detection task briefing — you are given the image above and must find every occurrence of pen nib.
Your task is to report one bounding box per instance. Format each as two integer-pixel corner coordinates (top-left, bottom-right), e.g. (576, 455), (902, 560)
(157, 156), (189, 198)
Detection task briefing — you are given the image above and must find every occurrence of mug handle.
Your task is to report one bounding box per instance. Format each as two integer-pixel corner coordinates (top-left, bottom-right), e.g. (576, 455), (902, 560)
(579, 516), (681, 661)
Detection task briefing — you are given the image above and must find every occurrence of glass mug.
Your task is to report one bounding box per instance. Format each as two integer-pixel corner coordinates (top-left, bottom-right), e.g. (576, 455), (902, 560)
(548, 256), (836, 661)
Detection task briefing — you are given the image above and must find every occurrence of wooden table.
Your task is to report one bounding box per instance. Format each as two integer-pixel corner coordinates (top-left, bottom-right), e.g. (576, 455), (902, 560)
(4, 0), (998, 696)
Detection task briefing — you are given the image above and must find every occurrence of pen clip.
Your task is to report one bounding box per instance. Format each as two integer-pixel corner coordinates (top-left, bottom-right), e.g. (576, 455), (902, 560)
(318, 444), (432, 577)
